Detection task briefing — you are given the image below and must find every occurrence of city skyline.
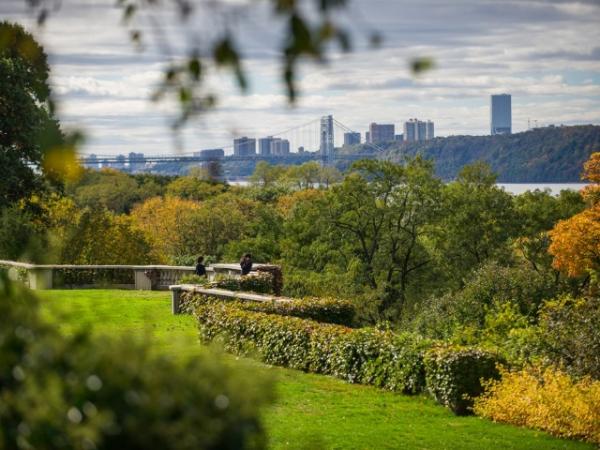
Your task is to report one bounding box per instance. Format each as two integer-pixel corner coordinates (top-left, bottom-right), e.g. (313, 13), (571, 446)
(1, 0), (599, 155)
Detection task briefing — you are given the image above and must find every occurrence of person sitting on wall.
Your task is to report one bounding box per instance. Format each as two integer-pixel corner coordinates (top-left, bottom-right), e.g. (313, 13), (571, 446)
(195, 256), (207, 277)
(240, 253), (253, 276)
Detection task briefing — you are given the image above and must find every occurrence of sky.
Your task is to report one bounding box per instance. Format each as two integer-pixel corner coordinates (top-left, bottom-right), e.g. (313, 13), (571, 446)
(2, 0), (600, 156)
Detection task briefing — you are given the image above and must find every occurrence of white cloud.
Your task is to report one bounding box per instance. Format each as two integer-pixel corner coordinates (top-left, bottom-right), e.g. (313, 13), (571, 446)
(1, 0), (599, 154)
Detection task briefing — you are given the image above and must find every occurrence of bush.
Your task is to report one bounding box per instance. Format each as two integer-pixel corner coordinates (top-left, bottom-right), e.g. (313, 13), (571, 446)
(180, 291), (356, 327)
(408, 262), (558, 340)
(535, 295), (600, 379)
(178, 273), (209, 285)
(454, 262), (557, 326)
(424, 346), (503, 415)
(205, 273), (275, 294)
(474, 366), (600, 444)
(230, 295), (356, 326)
(194, 301), (431, 395)
(53, 267), (135, 287)
(0, 274), (273, 449)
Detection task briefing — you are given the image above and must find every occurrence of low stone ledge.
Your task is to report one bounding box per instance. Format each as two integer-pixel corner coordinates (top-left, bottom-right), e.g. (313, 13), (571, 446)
(169, 284), (293, 314)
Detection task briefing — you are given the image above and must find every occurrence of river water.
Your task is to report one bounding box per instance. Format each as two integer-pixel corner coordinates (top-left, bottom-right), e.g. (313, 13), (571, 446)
(497, 183), (588, 195)
(228, 180), (588, 196)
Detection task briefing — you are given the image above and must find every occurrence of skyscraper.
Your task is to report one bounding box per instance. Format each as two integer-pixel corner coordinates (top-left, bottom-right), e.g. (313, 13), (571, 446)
(403, 119), (435, 142)
(344, 132), (361, 145)
(320, 115), (334, 159)
(271, 138), (290, 156)
(403, 119), (417, 142)
(426, 121), (435, 140)
(258, 137), (273, 156)
(233, 137), (256, 156)
(368, 123), (395, 143)
(490, 94), (512, 135)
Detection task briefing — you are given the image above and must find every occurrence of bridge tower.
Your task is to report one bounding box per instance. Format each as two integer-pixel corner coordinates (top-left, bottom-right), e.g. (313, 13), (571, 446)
(319, 115), (334, 165)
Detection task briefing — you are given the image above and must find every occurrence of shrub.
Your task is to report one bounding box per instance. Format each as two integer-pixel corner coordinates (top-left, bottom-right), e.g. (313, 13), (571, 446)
(535, 295), (600, 379)
(256, 265), (283, 295)
(53, 267), (135, 287)
(474, 366), (600, 444)
(454, 262), (557, 327)
(238, 297), (356, 327)
(194, 301), (431, 395)
(178, 273), (209, 285)
(180, 293), (356, 326)
(424, 346), (503, 415)
(0, 274), (273, 449)
(205, 273), (275, 294)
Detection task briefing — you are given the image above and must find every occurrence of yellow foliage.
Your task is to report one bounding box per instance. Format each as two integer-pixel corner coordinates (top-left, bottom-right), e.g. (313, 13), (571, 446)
(548, 204), (600, 278)
(276, 189), (325, 217)
(42, 145), (84, 182)
(130, 196), (201, 262)
(474, 366), (600, 444)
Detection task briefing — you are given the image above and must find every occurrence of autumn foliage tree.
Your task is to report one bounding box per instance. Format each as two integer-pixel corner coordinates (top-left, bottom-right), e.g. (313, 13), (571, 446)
(549, 152), (600, 281)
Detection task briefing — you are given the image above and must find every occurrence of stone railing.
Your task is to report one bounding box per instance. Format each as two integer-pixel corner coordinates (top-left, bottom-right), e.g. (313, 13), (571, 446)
(0, 260), (268, 290)
(169, 284), (292, 315)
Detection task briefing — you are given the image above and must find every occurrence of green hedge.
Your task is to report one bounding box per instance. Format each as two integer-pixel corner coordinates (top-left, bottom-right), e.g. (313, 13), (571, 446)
(180, 293), (357, 326)
(53, 268), (135, 287)
(424, 346), (503, 415)
(195, 302), (430, 394)
(194, 301), (506, 414)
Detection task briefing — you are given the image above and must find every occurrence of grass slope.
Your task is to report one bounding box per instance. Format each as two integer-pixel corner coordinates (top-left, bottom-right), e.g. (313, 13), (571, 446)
(38, 290), (593, 450)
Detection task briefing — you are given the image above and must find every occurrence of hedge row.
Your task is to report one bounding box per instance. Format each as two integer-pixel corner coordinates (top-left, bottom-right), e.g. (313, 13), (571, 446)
(180, 292), (357, 326)
(52, 268), (135, 287)
(425, 346), (502, 415)
(194, 302), (502, 411)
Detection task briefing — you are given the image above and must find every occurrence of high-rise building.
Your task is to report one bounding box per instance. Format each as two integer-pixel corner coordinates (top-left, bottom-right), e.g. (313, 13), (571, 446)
(343, 132), (361, 146)
(426, 121), (435, 140)
(233, 137), (256, 156)
(258, 137), (273, 156)
(403, 119), (435, 142)
(320, 115), (334, 159)
(403, 119), (417, 142)
(368, 123), (395, 143)
(490, 94), (511, 135)
(271, 138), (290, 156)
(417, 121), (427, 141)
(365, 131), (370, 143)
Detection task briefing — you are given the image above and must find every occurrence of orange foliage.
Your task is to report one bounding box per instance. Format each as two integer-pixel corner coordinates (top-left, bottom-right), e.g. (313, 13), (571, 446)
(548, 204), (600, 277)
(582, 151), (600, 183)
(549, 152), (600, 278)
(276, 189), (325, 217)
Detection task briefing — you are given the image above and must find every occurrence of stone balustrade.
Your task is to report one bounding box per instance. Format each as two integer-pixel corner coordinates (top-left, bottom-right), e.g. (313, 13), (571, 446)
(0, 260), (266, 291)
(169, 284), (292, 314)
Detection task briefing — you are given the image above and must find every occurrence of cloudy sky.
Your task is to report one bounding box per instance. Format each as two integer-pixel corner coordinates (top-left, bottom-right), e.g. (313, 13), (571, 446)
(2, 0), (600, 155)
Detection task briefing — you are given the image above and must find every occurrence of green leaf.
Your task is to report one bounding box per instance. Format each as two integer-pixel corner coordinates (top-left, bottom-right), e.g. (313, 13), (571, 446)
(411, 57), (435, 75)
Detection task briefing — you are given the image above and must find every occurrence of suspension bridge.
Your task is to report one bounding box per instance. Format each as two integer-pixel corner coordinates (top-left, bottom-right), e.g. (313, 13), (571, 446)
(80, 115), (388, 168)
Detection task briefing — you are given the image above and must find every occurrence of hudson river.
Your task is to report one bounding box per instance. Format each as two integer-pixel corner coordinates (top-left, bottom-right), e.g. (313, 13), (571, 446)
(497, 183), (588, 195)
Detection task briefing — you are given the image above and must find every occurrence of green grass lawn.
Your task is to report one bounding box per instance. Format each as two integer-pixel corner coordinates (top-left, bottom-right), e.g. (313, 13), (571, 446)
(38, 289), (593, 450)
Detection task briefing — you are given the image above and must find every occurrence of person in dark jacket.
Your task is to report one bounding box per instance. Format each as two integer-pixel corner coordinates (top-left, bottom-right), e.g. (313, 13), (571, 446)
(240, 253), (253, 275)
(195, 256), (207, 277)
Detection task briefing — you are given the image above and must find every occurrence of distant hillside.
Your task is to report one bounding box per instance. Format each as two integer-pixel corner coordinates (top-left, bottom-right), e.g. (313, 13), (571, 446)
(368, 125), (600, 182)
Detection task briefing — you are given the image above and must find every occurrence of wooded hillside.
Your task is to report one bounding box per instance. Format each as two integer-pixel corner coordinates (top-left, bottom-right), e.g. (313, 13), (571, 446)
(373, 125), (600, 182)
